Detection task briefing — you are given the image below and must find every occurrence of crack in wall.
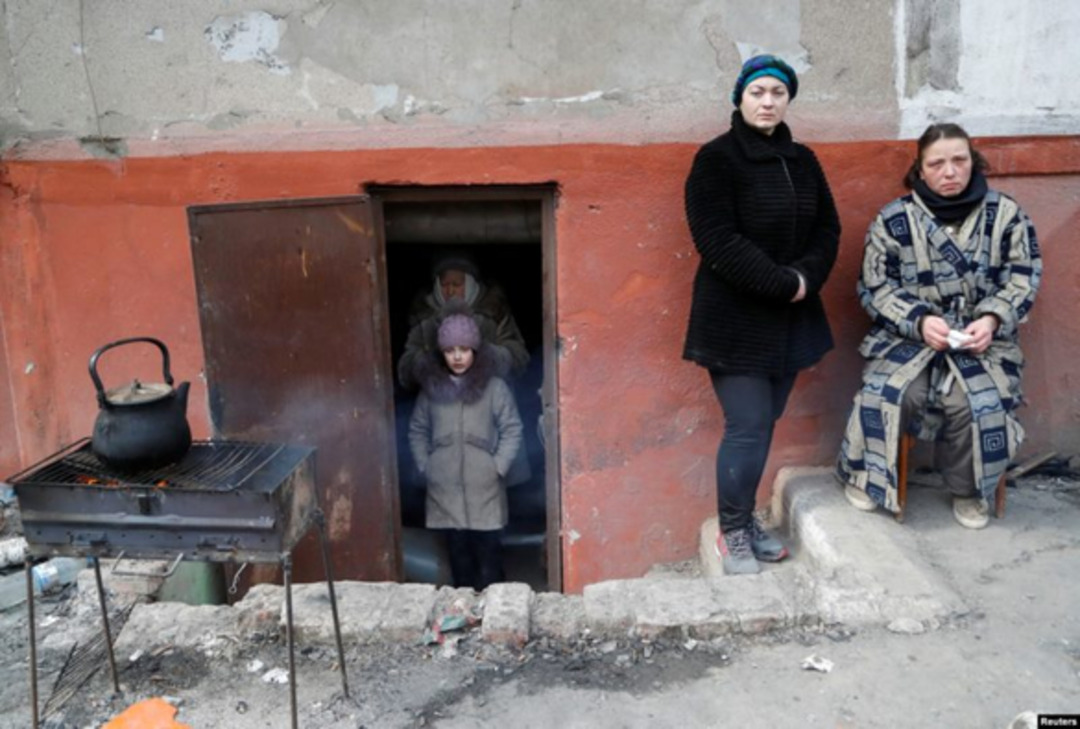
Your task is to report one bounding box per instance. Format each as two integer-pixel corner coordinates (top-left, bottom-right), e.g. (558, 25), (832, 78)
(699, 15), (726, 72)
(506, 0), (542, 74)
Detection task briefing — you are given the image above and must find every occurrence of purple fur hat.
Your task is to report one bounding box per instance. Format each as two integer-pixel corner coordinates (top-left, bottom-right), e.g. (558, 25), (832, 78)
(437, 313), (481, 350)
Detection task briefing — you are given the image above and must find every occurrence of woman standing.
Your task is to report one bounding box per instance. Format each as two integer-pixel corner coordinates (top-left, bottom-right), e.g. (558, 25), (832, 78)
(838, 124), (1041, 528)
(684, 55), (841, 575)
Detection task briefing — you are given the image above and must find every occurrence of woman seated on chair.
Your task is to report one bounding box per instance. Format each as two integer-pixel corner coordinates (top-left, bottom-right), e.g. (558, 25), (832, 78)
(837, 123), (1042, 529)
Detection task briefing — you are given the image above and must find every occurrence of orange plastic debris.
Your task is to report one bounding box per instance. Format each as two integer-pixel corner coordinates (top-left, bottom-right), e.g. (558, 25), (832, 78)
(103, 697), (191, 729)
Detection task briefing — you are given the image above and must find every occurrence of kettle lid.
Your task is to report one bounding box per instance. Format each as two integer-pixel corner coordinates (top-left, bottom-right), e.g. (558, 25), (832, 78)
(104, 379), (173, 406)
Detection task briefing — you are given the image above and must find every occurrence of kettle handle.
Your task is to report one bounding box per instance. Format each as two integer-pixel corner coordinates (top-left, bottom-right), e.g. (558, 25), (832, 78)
(89, 337), (175, 409)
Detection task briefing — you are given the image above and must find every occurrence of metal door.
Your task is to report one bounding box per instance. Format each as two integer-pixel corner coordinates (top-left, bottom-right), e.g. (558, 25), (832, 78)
(189, 196), (400, 583)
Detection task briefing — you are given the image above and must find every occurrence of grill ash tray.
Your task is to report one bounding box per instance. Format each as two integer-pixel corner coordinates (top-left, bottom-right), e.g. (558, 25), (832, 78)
(8, 439), (317, 562)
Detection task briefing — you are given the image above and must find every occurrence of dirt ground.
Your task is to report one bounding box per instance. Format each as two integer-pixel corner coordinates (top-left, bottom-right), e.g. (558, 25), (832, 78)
(0, 579), (746, 728)
(0, 470), (1078, 728)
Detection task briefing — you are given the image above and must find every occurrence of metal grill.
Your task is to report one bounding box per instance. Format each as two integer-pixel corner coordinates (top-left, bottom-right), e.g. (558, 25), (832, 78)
(10, 439), (285, 492)
(8, 437), (349, 728)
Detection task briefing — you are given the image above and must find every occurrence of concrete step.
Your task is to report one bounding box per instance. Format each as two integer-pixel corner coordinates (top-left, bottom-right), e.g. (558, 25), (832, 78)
(774, 467), (967, 625)
(698, 467), (967, 628)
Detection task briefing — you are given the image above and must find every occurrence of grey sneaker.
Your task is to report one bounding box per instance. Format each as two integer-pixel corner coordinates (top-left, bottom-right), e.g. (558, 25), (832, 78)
(749, 518), (789, 562)
(952, 496), (989, 529)
(714, 527), (760, 575)
(844, 484), (878, 512)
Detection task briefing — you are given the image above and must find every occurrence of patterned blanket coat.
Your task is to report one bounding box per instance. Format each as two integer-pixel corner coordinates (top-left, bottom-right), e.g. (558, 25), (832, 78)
(837, 189), (1041, 512)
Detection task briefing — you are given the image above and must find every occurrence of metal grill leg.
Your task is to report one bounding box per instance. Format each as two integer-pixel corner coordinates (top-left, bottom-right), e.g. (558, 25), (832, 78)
(92, 557), (121, 693)
(27, 561), (39, 728)
(315, 511), (349, 697)
(283, 554), (298, 729)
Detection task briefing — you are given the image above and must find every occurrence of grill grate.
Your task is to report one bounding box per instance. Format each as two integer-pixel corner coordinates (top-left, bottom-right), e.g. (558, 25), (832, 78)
(9, 439), (285, 492)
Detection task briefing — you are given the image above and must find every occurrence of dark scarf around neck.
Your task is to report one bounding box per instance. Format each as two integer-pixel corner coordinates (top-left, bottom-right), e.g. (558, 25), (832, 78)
(913, 169), (989, 223)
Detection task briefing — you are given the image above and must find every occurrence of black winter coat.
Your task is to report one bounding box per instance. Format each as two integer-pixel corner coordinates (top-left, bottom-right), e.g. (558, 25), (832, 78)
(683, 111), (841, 375)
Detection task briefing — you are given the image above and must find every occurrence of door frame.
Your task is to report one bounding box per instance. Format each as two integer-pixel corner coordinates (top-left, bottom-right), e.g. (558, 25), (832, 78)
(367, 184), (562, 592)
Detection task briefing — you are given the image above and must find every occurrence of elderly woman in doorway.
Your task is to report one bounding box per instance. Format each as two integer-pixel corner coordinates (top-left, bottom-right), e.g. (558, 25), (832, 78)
(837, 123), (1042, 529)
(683, 55), (841, 575)
(398, 253), (529, 391)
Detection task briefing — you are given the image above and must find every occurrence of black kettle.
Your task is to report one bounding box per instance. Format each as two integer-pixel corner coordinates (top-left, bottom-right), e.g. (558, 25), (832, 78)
(89, 337), (192, 471)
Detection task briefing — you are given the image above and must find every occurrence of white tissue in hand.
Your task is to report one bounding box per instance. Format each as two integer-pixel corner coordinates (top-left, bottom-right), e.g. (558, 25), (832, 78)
(947, 329), (974, 350)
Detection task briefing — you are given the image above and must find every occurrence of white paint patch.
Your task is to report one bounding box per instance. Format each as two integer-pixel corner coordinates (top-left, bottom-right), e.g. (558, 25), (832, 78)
(892, 0), (906, 106)
(402, 94), (446, 117)
(146, 27), (164, 43)
(298, 70), (320, 110)
(567, 529), (582, 544)
(371, 84), (400, 112)
(205, 11), (290, 75)
(519, 90), (605, 104)
(293, 59), (399, 116)
(23, 362), (34, 375)
(899, 1), (1080, 137)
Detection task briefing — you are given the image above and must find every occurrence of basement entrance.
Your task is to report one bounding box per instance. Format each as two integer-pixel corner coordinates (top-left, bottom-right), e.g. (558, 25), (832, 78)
(372, 185), (560, 592)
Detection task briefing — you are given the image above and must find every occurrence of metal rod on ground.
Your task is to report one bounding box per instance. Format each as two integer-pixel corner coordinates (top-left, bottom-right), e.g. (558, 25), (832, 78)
(92, 557), (120, 693)
(316, 511), (350, 697)
(284, 553), (298, 729)
(27, 560), (39, 728)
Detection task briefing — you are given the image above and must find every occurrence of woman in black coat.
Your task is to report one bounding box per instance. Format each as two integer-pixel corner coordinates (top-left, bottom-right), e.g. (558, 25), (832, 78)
(683, 54), (841, 575)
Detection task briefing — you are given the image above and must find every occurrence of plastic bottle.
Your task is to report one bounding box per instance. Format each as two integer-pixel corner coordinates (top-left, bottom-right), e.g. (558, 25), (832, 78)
(0, 557), (87, 611)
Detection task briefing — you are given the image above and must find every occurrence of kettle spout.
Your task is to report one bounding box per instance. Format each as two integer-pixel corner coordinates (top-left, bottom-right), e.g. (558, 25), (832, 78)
(175, 381), (191, 412)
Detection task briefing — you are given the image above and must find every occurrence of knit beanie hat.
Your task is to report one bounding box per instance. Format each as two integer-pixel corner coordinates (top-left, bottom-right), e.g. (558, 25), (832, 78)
(437, 313), (481, 350)
(730, 54), (798, 106)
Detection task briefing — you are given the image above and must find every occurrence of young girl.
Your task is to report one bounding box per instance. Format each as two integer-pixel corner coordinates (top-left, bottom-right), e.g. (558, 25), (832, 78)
(407, 306), (523, 591)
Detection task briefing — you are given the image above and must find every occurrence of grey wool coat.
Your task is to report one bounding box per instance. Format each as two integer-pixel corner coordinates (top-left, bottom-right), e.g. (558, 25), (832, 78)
(408, 344), (523, 531)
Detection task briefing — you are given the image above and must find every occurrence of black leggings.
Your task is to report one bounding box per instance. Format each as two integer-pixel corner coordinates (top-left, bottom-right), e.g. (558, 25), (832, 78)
(710, 371), (797, 533)
(445, 529), (504, 591)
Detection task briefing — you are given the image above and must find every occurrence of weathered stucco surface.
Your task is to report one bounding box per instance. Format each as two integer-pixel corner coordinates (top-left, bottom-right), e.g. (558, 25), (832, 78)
(899, 1), (1080, 137)
(3, 1), (1077, 157)
(3, 0), (895, 155)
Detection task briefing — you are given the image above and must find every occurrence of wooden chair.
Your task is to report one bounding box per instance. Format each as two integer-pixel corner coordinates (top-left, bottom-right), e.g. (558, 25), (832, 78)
(895, 432), (1007, 523)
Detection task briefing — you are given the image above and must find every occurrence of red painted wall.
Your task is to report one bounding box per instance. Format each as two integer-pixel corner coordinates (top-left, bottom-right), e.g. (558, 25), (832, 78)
(2, 137), (1078, 592)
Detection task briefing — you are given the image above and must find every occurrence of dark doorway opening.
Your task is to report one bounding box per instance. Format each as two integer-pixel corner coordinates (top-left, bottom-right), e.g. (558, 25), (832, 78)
(372, 187), (558, 592)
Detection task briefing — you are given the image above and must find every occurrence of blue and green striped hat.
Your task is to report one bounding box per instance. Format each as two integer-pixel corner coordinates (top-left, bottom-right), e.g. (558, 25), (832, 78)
(731, 55), (798, 106)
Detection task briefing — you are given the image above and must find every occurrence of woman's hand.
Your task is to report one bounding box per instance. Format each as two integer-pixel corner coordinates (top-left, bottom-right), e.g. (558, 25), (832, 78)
(920, 315), (952, 351)
(790, 271), (807, 303)
(963, 315), (998, 354)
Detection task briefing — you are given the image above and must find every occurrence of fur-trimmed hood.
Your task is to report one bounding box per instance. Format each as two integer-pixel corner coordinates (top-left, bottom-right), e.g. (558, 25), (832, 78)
(412, 343), (508, 404)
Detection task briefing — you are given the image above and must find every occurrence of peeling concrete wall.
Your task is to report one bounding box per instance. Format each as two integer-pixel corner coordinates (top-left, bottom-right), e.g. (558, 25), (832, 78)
(1, 0), (899, 156)
(899, 0), (1080, 137)
(3, 1), (1075, 157)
